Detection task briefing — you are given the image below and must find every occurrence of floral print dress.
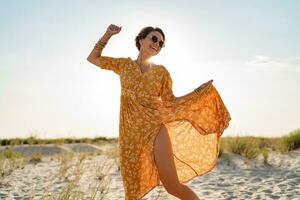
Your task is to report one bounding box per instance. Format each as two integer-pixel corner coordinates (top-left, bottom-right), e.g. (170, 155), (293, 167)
(96, 56), (231, 200)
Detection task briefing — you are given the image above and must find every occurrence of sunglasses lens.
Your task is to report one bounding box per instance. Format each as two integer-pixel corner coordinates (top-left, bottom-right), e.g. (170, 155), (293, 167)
(159, 41), (164, 48)
(152, 36), (158, 43)
(150, 35), (164, 48)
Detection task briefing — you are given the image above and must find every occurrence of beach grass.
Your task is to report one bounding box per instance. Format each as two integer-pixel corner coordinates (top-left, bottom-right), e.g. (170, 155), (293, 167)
(218, 128), (300, 159)
(0, 136), (118, 147)
(0, 147), (24, 176)
(0, 129), (299, 199)
(281, 128), (300, 151)
(1, 129), (300, 161)
(219, 129), (300, 159)
(26, 153), (112, 199)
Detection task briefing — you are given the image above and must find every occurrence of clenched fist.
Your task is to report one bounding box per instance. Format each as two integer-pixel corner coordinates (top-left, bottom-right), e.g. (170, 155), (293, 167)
(106, 24), (122, 36)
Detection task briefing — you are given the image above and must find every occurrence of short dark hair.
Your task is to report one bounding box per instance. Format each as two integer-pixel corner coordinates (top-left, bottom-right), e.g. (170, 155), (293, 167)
(135, 26), (165, 51)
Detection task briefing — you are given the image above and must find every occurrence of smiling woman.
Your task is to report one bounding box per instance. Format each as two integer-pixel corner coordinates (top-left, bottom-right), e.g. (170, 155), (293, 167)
(87, 24), (231, 200)
(133, 26), (166, 74)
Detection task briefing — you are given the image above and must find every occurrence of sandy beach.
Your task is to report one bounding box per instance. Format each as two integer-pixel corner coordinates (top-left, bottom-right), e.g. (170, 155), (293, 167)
(0, 143), (299, 199)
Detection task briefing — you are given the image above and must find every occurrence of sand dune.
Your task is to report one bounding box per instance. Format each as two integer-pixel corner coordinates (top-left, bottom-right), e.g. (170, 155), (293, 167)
(0, 143), (105, 156)
(0, 143), (299, 199)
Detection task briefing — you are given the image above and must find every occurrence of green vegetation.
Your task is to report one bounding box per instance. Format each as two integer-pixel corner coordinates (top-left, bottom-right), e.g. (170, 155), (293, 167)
(261, 147), (270, 165)
(220, 128), (300, 159)
(1, 147), (112, 199)
(28, 153), (42, 164)
(281, 129), (300, 151)
(0, 136), (118, 146)
(221, 136), (260, 159)
(0, 148), (25, 176)
(0, 129), (299, 198)
(1, 128), (299, 162)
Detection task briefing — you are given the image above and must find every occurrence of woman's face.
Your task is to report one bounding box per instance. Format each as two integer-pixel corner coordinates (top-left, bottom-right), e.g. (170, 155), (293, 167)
(139, 31), (164, 57)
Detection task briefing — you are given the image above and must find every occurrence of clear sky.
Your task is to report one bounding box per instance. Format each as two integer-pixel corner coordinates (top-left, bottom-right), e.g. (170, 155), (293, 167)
(1, 0), (299, 139)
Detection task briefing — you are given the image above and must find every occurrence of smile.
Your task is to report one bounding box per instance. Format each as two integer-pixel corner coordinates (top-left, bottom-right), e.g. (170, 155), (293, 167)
(150, 46), (158, 52)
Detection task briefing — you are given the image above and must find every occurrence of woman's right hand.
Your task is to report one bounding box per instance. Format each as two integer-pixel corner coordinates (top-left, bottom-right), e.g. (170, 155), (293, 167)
(105, 24), (122, 36)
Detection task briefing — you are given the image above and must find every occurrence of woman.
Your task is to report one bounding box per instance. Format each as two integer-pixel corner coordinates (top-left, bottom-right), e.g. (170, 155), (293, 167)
(87, 24), (231, 200)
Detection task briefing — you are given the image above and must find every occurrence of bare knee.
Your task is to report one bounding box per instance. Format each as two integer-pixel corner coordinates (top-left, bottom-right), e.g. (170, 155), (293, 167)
(154, 124), (184, 195)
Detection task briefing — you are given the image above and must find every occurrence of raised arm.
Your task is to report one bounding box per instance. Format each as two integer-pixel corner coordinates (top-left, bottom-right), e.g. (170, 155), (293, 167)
(87, 24), (122, 65)
(86, 32), (111, 64)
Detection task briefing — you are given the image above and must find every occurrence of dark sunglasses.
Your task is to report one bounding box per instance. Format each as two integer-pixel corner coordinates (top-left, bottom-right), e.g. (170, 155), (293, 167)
(149, 35), (165, 48)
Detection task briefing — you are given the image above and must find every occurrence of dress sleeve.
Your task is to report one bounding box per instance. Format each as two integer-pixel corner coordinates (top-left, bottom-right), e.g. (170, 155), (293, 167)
(98, 56), (127, 75)
(160, 68), (176, 102)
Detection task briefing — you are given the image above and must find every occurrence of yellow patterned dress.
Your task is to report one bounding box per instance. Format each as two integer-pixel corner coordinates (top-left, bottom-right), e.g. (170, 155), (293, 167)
(97, 56), (231, 200)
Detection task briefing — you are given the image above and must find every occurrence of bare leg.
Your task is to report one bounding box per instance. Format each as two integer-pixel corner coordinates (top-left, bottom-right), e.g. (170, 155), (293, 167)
(177, 185), (201, 200)
(154, 124), (200, 200)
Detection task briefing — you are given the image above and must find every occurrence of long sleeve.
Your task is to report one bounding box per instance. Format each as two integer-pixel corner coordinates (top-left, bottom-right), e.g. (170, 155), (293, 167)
(98, 56), (128, 75)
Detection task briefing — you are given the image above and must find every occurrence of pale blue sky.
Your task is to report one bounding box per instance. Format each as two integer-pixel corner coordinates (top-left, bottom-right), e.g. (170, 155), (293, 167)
(1, 0), (299, 139)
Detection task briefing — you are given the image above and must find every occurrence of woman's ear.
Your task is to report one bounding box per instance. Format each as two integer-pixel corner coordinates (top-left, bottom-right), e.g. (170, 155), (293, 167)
(139, 38), (144, 47)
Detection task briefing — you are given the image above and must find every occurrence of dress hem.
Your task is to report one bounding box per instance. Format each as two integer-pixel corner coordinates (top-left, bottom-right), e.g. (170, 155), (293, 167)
(137, 120), (221, 200)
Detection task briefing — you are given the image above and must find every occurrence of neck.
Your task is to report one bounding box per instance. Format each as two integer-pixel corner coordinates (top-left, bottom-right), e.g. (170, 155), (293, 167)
(136, 52), (151, 66)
